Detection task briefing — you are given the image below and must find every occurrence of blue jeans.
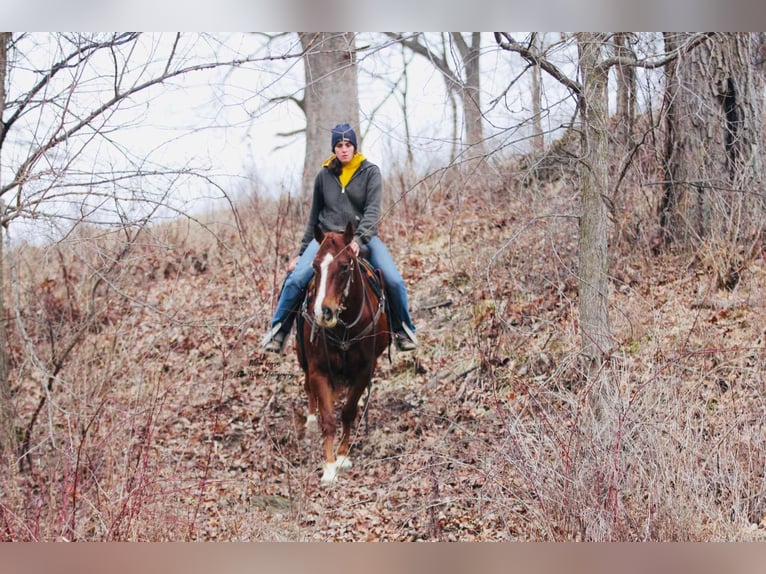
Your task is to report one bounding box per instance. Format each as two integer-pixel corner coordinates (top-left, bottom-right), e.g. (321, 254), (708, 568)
(270, 236), (416, 336)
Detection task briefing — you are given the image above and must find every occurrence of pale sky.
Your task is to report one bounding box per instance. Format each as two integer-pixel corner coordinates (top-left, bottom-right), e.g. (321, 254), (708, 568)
(2, 32), (579, 242)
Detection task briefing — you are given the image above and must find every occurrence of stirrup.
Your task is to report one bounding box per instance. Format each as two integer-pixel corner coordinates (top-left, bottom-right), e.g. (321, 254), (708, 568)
(400, 323), (418, 346)
(394, 324), (418, 351)
(261, 322), (288, 353)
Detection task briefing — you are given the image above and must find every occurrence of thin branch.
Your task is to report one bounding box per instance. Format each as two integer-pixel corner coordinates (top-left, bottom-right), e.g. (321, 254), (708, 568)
(494, 32), (582, 96)
(1, 33), (140, 148)
(385, 33), (462, 89)
(2, 33), (302, 203)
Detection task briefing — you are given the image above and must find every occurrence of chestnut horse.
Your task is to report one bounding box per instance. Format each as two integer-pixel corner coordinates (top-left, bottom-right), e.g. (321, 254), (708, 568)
(296, 222), (390, 486)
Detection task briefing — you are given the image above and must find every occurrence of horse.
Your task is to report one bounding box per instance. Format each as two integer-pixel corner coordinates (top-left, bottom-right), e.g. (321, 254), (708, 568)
(296, 222), (390, 486)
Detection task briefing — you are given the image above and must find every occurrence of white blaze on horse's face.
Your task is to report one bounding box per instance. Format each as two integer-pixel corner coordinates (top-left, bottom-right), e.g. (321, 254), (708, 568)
(314, 252), (338, 328)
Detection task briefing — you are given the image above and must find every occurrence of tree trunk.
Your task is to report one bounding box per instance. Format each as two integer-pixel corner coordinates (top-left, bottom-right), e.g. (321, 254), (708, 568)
(299, 33), (360, 205)
(0, 32), (17, 457)
(613, 33), (637, 144)
(451, 32), (484, 158)
(531, 45), (544, 152)
(576, 33), (613, 384)
(661, 32), (764, 285)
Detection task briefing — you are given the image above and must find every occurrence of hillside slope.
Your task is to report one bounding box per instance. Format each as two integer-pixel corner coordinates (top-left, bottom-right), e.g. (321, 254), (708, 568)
(3, 177), (766, 541)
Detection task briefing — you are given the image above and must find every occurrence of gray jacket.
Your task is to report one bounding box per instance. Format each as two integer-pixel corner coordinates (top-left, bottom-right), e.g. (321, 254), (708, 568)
(296, 158), (382, 256)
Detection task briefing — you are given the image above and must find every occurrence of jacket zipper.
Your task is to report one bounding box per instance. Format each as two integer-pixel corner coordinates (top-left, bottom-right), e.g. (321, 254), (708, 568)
(338, 163), (364, 194)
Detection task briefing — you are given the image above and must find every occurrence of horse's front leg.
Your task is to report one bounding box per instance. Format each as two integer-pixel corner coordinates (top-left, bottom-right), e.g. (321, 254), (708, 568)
(335, 373), (369, 471)
(304, 373), (319, 435)
(312, 373), (344, 487)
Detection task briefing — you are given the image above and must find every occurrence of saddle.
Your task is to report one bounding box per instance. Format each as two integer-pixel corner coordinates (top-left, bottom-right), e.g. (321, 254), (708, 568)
(358, 257), (385, 301)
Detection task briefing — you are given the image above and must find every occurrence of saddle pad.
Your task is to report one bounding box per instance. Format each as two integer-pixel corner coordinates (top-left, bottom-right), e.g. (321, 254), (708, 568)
(359, 258), (384, 299)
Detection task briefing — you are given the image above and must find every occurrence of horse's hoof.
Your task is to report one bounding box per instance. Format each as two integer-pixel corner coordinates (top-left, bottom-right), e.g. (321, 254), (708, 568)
(320, 456), (353, 486)
(320, 475), (336, 487)
(336, 455), (353, 470)
(305, 414), (319, 435)
(320, 464), (339, 487)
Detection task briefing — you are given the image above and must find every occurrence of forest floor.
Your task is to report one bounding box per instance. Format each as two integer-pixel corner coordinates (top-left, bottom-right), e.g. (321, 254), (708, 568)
(3, 169), (766, 541)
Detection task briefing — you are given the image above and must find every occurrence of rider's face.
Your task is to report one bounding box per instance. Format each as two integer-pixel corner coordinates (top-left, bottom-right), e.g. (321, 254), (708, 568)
(334, 140), (355, 164)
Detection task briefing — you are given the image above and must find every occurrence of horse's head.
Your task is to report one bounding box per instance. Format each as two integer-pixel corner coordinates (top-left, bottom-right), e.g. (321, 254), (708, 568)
(312, 222), (357, 329)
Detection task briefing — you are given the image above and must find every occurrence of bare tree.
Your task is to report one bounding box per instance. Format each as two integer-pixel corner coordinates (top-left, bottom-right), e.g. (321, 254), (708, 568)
(496, 32), (714, 382)
(530, 34), (545, 153)
(613, 33), (638, 144)
(660, 33), (764, 288)
(576, 33), (613, 386)
(0, 33), (277, 463)
(451, 33), (484, 157)
(386, 33), (485, 161)
(298, 33), (360, 203)
(496, 31), (614, 378)
(0, 32), (16, 457)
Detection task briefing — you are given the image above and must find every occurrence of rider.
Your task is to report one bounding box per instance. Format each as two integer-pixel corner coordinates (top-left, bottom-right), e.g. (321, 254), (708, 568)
(261, 122), (418, 353)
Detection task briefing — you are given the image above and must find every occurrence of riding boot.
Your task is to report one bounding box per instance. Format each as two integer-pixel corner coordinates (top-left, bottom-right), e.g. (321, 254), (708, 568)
(261, 299), (302, 354)
(394, 323), (418, 351)
(261, 309), (299, 353)
(261, 322), (289, 353)
(385, 289), (418, 352)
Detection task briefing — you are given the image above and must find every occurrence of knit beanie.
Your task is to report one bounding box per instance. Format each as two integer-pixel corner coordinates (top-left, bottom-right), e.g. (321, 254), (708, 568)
(331, 123), (358, 151)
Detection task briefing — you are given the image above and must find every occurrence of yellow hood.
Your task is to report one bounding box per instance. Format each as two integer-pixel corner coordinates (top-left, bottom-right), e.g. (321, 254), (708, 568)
(323, 152), (366, 191)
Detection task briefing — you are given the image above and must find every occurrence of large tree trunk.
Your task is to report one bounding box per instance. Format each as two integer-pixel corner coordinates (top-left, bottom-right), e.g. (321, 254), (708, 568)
(299, 33), (360, 204)
(0, 32), (16, 457)
(661, 32), (764, 285)
(576, 33), (613, 385)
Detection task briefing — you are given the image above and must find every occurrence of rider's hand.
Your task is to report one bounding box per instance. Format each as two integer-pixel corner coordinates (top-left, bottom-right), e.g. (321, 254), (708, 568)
(350, 240), (360, 257)
(288, 256), (300, 271)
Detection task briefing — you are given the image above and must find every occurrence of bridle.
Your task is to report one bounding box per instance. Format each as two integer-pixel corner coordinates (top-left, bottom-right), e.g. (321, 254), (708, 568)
(302, 245), (385, 351)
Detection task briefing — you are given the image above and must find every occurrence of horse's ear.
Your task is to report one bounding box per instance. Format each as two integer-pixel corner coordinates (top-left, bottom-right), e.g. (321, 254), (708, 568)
(343, 222), (354, 245)
(314, 224), (324, 243)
